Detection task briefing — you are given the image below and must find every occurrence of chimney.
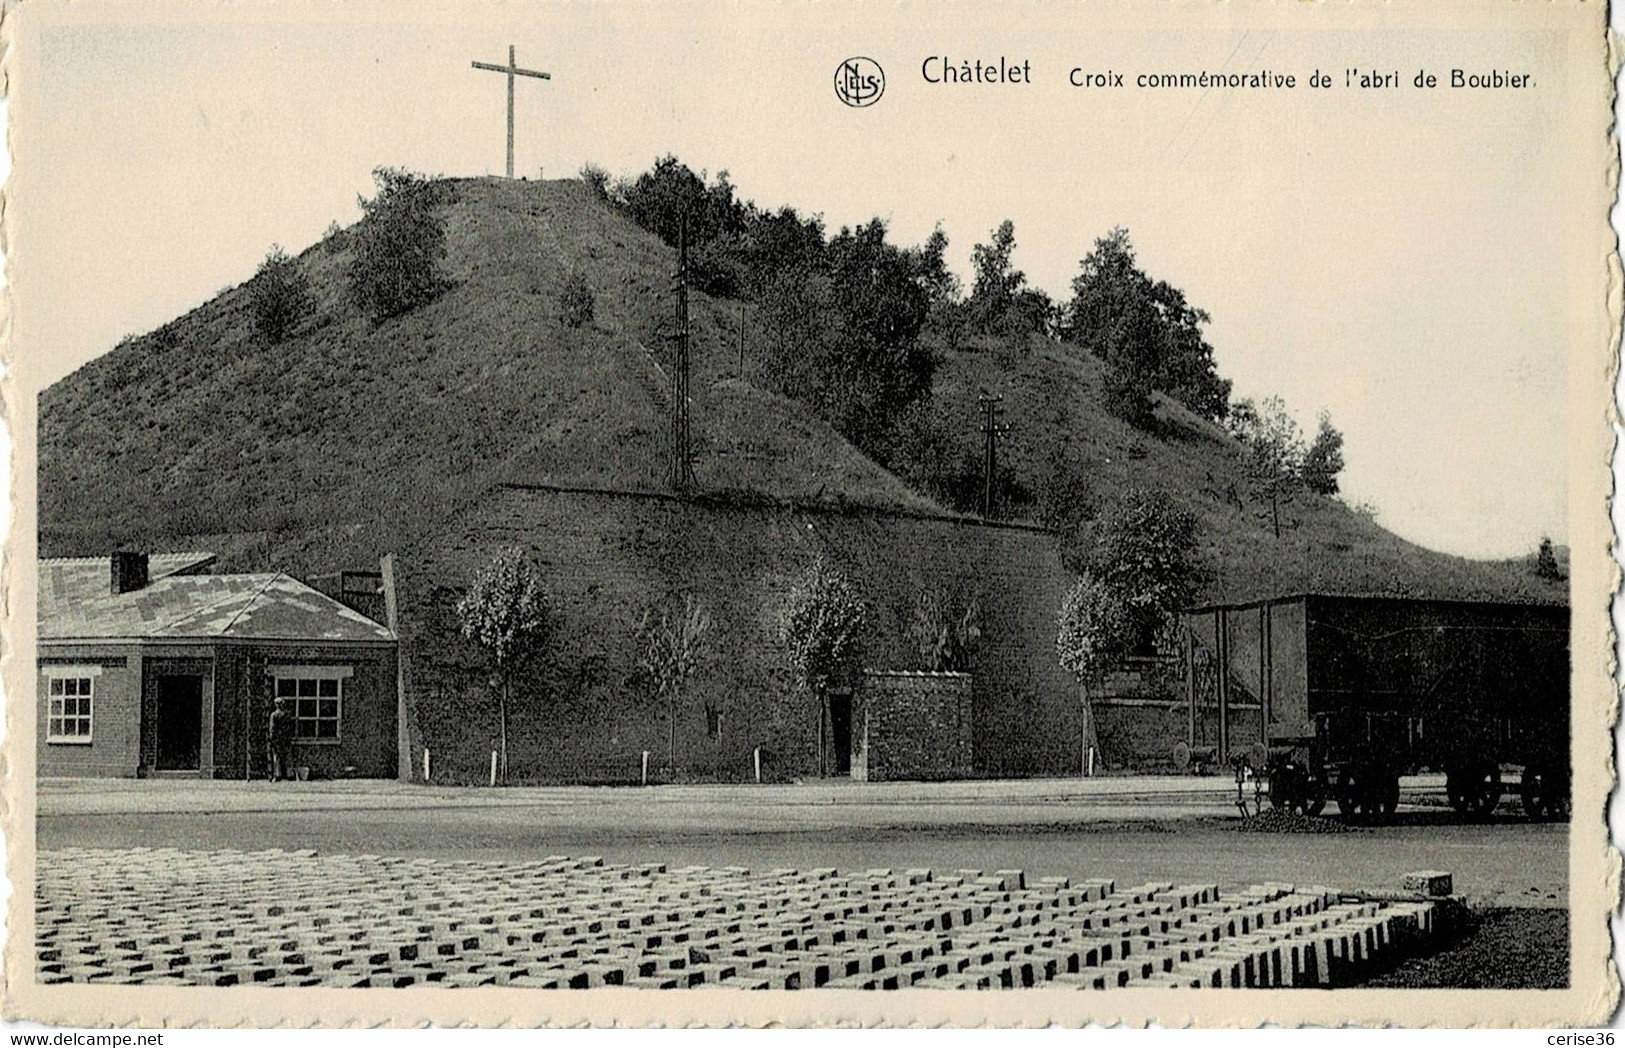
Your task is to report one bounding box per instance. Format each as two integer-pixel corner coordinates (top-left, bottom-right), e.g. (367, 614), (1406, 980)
(110, 551), (149, 595)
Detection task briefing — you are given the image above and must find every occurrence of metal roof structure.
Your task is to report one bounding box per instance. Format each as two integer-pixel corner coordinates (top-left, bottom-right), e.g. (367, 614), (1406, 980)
(39, 554), (395, 644)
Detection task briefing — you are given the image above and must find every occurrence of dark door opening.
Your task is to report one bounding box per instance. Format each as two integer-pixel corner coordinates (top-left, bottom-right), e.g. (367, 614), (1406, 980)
(829, 691), (852, 776)
(155, 674), (204, 771)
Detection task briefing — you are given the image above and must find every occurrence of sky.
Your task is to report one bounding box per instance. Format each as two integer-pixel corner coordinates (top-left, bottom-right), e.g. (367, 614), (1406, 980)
(8, 1), (1596, 558)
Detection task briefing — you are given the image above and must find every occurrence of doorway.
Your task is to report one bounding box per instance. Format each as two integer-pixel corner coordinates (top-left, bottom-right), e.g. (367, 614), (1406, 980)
(155, 674), (204, 771)
(828, 691), (852, 776)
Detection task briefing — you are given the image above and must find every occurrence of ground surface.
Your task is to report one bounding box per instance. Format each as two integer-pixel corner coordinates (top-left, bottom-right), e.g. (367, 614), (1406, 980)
(37, 776), (1567, 909)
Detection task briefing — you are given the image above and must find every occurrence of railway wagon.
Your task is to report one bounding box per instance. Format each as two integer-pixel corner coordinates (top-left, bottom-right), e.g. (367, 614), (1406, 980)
(1178, 594), (1569, 821)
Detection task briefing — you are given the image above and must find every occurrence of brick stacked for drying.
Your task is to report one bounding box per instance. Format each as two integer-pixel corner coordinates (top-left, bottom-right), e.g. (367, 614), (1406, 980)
(35, 848), (1436, 990)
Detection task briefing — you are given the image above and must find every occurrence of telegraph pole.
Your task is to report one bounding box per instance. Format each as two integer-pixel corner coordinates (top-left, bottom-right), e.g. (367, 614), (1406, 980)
(978, 392), (1008, 519)
(668, 220), (696, 492)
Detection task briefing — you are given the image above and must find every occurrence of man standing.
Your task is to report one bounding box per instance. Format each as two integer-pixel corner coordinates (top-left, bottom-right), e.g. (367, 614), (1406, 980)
(268, 696), (295, 782)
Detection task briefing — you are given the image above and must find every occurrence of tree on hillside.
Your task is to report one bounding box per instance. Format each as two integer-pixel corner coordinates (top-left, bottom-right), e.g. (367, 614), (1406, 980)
(248, 245), (315, 343)
(1228, 396), (1306, 539)
(1064, 489), (1204, 652)
(761, 219), (935, 454)
(348, 167), (449, 322)
(1063, 228), (1230, 427)
(636, 593), (713, 777)
(1300, 411), (1346, 496)
(457, 547), (551, 783)
(913, 225), (961, 308)
(778, 557), (868, 710)
(966, 220), (1052, 339)
(1535, 537), (1564, 582)
(1056, 572), (1134, 775)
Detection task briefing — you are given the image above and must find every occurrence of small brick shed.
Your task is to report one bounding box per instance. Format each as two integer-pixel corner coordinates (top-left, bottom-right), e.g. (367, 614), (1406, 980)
(850, 671), (973, 782)
(38, 552), (398, 779)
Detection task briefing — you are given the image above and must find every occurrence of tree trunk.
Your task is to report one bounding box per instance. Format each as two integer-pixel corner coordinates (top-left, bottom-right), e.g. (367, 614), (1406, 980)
(1270, 489), (1281, 539)
(668, 686), (678, 781)
(499, 675), (509, 784)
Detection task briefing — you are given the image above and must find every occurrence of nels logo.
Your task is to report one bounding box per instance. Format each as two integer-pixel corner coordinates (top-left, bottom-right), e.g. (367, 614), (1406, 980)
(834, 57), (885, 107)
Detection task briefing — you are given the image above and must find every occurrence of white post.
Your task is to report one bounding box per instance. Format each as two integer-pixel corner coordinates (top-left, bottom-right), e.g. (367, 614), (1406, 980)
(490, 751), (498, 788)
(1087, 746), (1096, 778)
(754, 746), (762, 784)
(423, 748), (431, 783)
(642, 750), (650, 787)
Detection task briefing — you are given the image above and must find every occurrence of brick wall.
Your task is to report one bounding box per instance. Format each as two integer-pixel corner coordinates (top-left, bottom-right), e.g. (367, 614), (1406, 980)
(213, 643), (399, 780)
(37, 641), (396, 780)
(38, 647), (143, 777)
(853, 671), (972, 782)
(391, 486), (1089, 784)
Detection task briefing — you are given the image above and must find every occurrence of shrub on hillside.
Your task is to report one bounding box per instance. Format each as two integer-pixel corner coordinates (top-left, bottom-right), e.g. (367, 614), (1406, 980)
(580, 162), (612, 203)
(348, 167), (449, 322)
(560, 271), (595, 328)
(249, 245), (315, 343)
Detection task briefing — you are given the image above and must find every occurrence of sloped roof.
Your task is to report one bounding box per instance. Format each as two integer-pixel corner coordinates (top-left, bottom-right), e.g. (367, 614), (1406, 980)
(40, 555), (394, 643)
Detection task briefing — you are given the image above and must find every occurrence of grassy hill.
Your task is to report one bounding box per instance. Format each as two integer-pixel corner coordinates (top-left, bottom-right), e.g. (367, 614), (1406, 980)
(38, 176), (1561, 606)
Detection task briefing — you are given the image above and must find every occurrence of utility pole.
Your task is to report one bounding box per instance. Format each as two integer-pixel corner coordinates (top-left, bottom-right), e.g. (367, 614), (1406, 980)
(668, 220), (696, 492)
(978, 392), (1008, 519)
(471, 45), (552, 179)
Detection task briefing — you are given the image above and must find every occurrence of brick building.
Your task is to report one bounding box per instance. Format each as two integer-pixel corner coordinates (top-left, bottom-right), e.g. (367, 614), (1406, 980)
(38, 552), (398, 779)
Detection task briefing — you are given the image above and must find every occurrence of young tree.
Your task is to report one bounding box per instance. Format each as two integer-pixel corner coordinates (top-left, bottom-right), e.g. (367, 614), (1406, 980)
(636, 593), (713, 776)
(777, 557), (868, 698)
(1066, 489), (1205, 651)
(1300, 411), (1346, 496)
(1056, 572), (1134, 774)
(907, 587), (983, 672)
(1228, 396), (1306, 539)
(348, 167), (448, 322)
(456, 547), (551, 782)
(248, 245), (314, 343)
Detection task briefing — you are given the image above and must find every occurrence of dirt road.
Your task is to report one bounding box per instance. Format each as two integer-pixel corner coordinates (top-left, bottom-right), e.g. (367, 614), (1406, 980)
(35, 777), (1567, 908)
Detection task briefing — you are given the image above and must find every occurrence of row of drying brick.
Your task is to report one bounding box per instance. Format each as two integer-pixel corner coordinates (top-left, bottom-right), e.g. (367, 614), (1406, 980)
(36, 847), (1436, 989)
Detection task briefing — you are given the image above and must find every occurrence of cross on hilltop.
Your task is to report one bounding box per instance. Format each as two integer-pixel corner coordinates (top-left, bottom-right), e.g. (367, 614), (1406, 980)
(471, 45), (552, 179)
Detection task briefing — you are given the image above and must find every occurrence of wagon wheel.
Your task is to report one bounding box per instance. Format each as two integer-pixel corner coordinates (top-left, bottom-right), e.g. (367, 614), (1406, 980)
(1267, 771), (1299, 814)
(1521, 764), (1570, 821)
(1468, 766), (1502, 817)
(1447, 763), (1500, 818)
(1375, 775), (1400, 820)
(1335, 767), (1369, 823)
(1303, 775), (1328, 817)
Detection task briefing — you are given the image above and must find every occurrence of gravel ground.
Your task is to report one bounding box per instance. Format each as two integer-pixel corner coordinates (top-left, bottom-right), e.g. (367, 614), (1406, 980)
(1361, 908), (1570, 989)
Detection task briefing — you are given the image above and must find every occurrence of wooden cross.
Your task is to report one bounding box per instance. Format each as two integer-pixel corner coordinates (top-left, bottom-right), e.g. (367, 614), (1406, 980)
(471, 45), (552, 179)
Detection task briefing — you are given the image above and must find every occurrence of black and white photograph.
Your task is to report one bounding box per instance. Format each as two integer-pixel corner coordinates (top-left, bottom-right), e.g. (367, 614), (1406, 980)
(2, 0), (1616, 1030)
